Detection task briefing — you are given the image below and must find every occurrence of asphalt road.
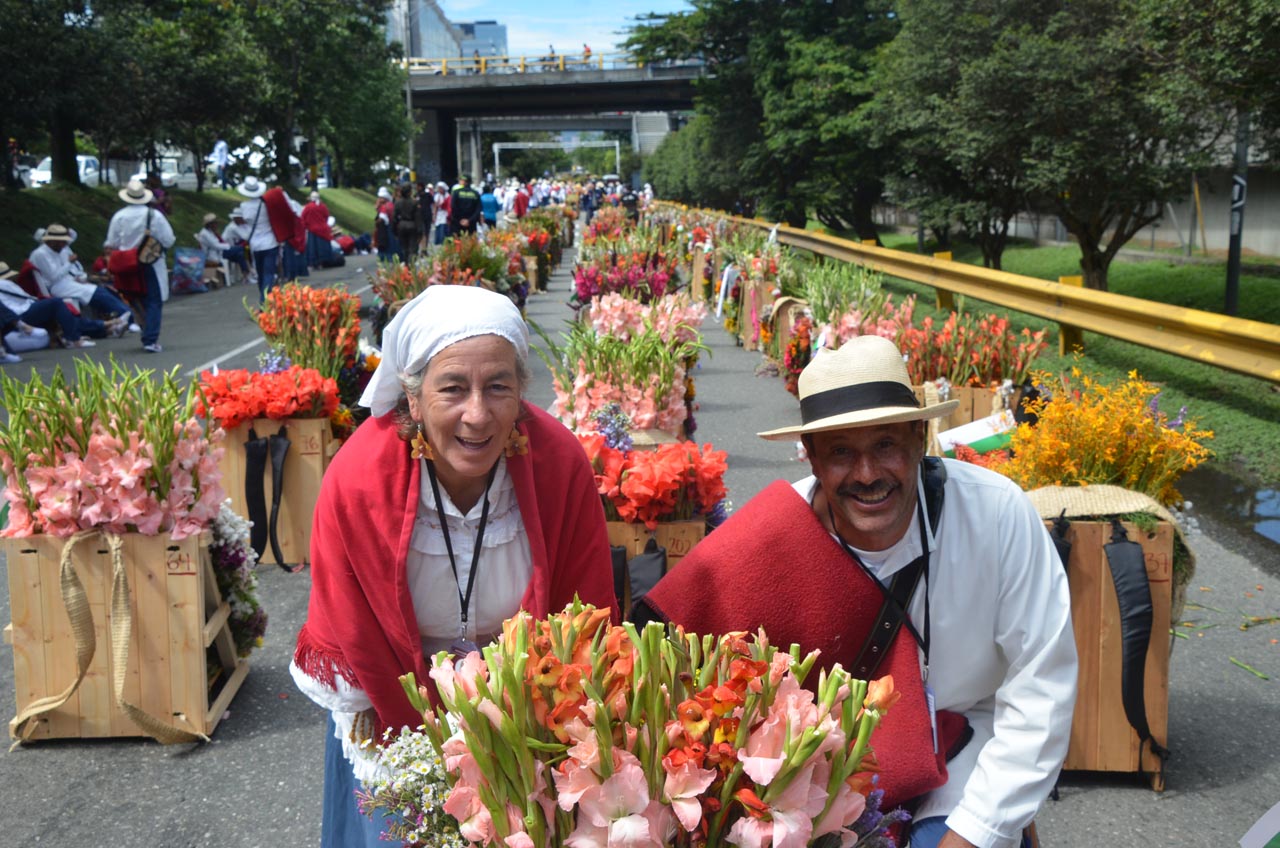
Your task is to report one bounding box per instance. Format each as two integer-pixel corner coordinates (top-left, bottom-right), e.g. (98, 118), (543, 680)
(0, 251), (1277, 846)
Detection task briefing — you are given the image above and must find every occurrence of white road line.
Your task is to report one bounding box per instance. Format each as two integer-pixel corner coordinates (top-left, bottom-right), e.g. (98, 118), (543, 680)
(181, 281), (375, 378)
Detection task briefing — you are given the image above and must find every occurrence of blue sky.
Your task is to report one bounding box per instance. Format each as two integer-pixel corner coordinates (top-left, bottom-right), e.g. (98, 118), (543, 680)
(436, 0), (694, 56)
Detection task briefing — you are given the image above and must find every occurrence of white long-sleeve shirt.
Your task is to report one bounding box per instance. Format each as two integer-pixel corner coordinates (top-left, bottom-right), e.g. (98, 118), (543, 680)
(793, 459), (1077, 848)
(236, 197), (278, 252)
(28, 243), (97, 305)
(105, 205), (176, 300)
(195, 227), (229, 259)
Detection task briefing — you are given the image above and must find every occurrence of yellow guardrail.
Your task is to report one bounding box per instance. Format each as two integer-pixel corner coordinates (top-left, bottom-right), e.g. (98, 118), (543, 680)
(407, 52), (641, 76)
(670, 206), (1280, 383)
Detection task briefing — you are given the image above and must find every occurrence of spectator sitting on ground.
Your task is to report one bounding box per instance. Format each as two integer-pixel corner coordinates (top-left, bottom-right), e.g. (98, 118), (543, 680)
(221, 207), (256, 286)
(29, 224), (132, 336)
(0, 259), (101, 350)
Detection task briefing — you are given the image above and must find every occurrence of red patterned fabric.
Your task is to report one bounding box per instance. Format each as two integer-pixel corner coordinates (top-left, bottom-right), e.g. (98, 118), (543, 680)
(293, 402), (619, 736)
(643, 480), (953, 811)
(263, 187), (307, 252)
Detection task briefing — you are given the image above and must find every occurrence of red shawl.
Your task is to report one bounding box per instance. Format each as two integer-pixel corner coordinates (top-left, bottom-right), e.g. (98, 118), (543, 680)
(300, 202), (333, 240)
(642, 480), (953, 811)
(293, 402), (619, 735)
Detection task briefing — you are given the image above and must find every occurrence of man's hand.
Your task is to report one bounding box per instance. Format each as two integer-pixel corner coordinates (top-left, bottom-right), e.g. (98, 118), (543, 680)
(937, 830), (978, 848)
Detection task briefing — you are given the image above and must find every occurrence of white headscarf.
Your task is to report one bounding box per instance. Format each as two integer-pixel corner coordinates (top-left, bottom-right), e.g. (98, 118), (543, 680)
(359, 286), (530, 417)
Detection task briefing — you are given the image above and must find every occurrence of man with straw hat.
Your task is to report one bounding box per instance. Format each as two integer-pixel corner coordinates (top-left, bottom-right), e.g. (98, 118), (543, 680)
(29, 223), (133, 337)
(105, 178), (176, 352)
(639, 335), (1077, 848)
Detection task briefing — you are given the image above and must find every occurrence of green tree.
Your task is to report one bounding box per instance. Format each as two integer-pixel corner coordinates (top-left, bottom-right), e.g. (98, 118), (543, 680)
(628, 1), (897, 232)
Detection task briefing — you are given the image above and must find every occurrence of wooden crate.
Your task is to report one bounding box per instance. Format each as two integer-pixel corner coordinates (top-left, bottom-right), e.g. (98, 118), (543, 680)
(691, 248), (707, 302)
(5, 531), (248, 742)
(607, 520), (706, 571)
(913, 385), (1006, 430)
(216, 417), (338, 567)
(1055, 519), (1173, 789)
(523, 255), (541, 291)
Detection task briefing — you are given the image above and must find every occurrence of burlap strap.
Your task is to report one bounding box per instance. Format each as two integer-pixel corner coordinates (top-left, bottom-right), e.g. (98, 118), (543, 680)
(9, 531), (209, 747)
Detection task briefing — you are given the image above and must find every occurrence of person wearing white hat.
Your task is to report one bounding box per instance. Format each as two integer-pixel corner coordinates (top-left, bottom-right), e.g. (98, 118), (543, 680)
(235, 176), (282, 301)
(640, 334), (1077, 848)
(28, 223), (133, 338)
(430, 180), (451, 246)
(105, 179), (177, 351)
(290, 285), (618, 846)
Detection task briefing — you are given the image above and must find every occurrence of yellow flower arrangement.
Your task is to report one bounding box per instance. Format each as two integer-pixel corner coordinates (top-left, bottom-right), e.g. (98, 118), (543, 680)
(999, 368), (1213, 507)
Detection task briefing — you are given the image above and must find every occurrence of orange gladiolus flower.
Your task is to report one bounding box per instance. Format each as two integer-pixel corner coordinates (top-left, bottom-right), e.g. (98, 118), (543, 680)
(864, 675), (901, 713)
(677, 698), (710, 740)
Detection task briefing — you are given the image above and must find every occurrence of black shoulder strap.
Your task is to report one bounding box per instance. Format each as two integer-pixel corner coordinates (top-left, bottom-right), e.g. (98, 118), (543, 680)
(850, 458), (946, 680)
(1104, 518), (1169, 777)
(243, 425), (301, 573)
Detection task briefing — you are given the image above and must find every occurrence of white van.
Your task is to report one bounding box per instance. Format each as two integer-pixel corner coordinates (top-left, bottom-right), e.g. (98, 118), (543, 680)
(29, 155), (119, 187)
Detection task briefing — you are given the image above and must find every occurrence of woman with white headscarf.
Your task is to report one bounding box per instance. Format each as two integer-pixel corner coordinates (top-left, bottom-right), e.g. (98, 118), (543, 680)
(291, 285), (618, 846)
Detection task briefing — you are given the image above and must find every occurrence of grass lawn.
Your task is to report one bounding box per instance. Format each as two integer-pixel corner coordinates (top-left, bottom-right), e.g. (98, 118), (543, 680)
(0, 184), (377, 269)
(866, 231), (1280, 483)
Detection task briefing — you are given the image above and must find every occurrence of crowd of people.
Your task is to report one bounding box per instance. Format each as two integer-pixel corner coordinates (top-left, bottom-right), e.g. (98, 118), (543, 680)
(1, 171), (651, 362)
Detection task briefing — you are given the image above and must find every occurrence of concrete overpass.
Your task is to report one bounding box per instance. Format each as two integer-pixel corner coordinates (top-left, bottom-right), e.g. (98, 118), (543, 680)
(404, 60), (704, 183)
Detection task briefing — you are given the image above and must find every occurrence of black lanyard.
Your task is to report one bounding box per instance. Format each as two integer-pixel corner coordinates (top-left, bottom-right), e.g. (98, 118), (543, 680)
(829, 493), (932, 676)
(425, 460), (498, 642)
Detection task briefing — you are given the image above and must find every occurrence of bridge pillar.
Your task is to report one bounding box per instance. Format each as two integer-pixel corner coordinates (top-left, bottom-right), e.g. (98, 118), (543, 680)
(414, 108), (447, 186)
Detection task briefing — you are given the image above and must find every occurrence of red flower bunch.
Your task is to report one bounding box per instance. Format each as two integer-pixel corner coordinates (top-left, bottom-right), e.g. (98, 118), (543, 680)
(254, 283), (361, 379)
(196, 366), (339, 430)
(579, 435), (727, 529)
(897, 311), (1047, 387)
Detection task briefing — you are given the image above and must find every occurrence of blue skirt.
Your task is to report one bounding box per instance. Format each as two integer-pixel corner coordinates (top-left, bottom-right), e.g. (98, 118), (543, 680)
(321, 715), (394, 847)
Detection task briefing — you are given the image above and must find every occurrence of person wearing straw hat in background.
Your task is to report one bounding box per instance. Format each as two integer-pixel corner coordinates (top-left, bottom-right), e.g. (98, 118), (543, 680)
(29, 223), (134, 338)
(290, 285), (618, 846)
(235, 176), (280, 302)
(105, 178), (176, 352)
(638, 334), (1077, 848)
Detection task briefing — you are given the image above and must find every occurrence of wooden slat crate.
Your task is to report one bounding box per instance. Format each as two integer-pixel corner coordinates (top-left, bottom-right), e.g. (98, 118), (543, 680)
(912, 384), (1007, 430)
(5, 531), (249, 742)
(217, 417), (338, 567)
(607, 520), (706, 571)
(1055, 519), (1173, 789)
(691, 248), (707, 302)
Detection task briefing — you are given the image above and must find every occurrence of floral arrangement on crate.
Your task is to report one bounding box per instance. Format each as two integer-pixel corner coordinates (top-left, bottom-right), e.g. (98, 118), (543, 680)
(573, 252), (676, 305)
(583, 206), (630, 244)
(196, 364), (340, 431)
(784, 315), (815, 397)
(360, 600), (908, 848)
(588, 292), (708, 347)
(817, 296), (915, 352)
(485, 229), (531, 277)
(535, 320), (705, 438)
(578, 425), (727, 529)
(209, 501), (267, 658)
(250, 282), (361, 380)
(431, 234), (529, 309)
(366, 257), (434, 304)
(982, 367), (1214, 508)
(0, 357), (224, 540)
(802, 262), (890, 341)
(898, 313), (1047, 387)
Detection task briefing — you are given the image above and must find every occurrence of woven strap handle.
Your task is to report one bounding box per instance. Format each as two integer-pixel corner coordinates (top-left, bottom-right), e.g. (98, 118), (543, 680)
(9, 531), (208, 747)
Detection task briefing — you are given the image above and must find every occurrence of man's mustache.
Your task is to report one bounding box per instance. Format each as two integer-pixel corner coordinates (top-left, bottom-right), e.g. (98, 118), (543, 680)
(837, 480), (896, 499)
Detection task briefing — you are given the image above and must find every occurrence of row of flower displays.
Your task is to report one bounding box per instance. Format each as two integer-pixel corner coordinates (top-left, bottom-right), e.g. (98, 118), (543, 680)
(646, 202), (1217, 790)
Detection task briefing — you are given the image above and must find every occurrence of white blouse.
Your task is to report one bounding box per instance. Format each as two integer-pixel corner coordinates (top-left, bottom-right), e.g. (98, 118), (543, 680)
(290, 456), (532, 780)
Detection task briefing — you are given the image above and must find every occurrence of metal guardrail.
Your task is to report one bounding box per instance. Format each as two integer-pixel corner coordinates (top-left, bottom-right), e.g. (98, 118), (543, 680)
(682, 208), (1280, 383)
(406, 52), (644, 76)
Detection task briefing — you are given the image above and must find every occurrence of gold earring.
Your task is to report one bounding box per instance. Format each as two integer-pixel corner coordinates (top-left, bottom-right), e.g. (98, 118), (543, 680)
(504, 427), (529, 458)
(410, 425), (435, 461)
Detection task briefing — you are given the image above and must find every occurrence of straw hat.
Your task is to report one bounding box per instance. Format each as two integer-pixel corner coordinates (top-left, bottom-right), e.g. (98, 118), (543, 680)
(0, 261), (17, 280)
(377, 186), (392, 200)
(202, 213), (218, 225)
(758, 335), (959, 440)
(118, 178), (154, 206)
(41, 223), (74, 243)
(237, 176), (266, 198)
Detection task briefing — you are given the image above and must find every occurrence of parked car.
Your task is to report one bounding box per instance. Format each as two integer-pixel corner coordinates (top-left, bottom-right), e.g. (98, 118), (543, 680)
(29, 155), (119, 187)
(131, 158), (200, 191)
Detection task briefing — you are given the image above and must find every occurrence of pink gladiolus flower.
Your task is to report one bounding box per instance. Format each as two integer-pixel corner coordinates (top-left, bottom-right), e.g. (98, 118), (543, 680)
(662, 755), (717, 832)
(577, 758), (653, 846)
